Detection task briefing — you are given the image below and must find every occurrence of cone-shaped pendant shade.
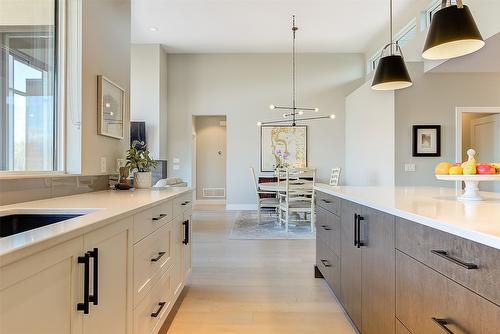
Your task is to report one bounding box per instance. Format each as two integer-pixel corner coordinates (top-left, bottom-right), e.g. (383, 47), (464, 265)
(423, 5), (484, 60)
(372, 55), (413, 91)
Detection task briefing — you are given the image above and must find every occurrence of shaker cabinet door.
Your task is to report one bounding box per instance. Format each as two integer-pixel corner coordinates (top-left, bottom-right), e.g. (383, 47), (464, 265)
(0, 237), (84, 334)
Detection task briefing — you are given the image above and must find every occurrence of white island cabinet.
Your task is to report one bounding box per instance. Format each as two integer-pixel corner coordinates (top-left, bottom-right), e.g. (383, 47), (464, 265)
(0, 188), (193, 334)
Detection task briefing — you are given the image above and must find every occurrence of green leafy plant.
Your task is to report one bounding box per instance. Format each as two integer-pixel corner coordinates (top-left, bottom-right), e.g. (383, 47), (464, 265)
(126, 140), (157, 172)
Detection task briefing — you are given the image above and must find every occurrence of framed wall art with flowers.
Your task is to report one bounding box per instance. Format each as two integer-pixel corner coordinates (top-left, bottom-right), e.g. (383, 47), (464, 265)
(260, 125), (307, 172)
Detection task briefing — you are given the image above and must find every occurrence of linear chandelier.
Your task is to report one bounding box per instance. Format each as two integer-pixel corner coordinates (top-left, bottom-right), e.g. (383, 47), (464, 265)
(258, 16), (336, 127)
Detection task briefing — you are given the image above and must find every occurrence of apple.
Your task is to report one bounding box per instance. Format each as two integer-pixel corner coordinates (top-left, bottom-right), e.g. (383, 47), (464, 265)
(476, 163), (496, 175)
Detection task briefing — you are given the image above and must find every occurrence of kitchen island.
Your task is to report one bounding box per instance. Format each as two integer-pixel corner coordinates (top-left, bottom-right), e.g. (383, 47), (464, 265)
(0, 187), (194, 334)
(314, 184), (500, 334)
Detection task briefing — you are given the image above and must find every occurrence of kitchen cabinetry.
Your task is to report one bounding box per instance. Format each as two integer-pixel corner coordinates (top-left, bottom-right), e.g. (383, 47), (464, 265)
(315, 188), (500, 334)
(0, 189), (193, 334)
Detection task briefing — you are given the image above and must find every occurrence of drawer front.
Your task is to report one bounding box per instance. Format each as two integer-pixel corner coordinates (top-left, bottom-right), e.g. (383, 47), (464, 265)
(134, 201), (173, 243)
(133, 222), (173, 306)
(396, 218), (500, 306)
(316, 238), (332, 282)
(315, 191), (340, 216)
(133, 267), (172, 334)
(173, 193), (193, 218)
(316, 206), (341, 257)
(396, 250), (500, 334)
(326, 249), (341, 298)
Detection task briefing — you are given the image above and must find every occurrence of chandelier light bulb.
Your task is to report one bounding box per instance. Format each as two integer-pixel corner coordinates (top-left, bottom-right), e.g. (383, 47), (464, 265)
(329, 114), (336, 119)
(257, 122), (262, 127)
(298, 111), (304, 115)
(314, 108), (319, 112)
(282, 113), (288, 118)
(269, 104), (276, 110)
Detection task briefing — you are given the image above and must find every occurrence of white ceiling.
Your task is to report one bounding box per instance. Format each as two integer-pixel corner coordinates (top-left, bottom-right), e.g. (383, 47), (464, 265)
(131, 0), (414, 54)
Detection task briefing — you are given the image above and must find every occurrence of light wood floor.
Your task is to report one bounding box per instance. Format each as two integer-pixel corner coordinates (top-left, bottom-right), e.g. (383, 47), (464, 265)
(165, 205), (357, 334)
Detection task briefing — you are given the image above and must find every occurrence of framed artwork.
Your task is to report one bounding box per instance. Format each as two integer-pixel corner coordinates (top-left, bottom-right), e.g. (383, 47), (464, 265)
(412, 125), (441, 157)
(98, 75), (125, 139)
(260, 125), (307, 172)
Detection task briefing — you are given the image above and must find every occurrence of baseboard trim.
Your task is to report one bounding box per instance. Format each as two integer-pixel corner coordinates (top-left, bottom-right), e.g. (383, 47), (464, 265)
(225, 204), (257, 211)
(195, 199), (226, 205)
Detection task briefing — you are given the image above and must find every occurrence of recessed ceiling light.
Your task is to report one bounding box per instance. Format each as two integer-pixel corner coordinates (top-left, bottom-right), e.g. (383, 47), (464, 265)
(149, 27), (159, 32)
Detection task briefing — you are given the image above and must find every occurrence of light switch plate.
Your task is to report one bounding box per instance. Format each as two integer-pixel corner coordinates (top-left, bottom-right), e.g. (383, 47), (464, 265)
(404, 163), (416, 172)
(173, 158), (180, 164)
(100, 157), (107, 173)
(173, 165), (180, 170)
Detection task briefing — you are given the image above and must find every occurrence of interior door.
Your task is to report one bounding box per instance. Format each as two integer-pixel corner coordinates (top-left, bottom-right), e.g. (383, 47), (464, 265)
(340, 200), (362, 331)
(0, 237), (84, 334)
(361, 207), (395, 334)
(83, 219), (132, 334)
(470, 113), (500, 192)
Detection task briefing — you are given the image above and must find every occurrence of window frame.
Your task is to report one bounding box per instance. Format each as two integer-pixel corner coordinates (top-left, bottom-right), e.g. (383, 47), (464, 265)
(0, 0), (65, 175)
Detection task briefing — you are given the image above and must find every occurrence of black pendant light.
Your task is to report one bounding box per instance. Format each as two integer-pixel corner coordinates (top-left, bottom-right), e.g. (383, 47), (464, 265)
(371, 0), (412, 91)
(422, 0), (484, 60)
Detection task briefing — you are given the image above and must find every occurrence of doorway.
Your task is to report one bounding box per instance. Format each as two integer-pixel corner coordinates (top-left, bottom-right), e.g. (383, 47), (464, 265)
(456, 107), (500, 192)
(193, 116), (227, 203)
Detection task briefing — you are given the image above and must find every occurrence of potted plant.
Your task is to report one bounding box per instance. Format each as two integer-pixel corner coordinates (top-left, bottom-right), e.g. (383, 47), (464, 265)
(126, 140), (157, 188)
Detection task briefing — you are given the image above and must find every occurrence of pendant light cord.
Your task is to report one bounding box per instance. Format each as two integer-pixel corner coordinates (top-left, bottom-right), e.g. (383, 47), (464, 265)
(390, 0), (394, 55)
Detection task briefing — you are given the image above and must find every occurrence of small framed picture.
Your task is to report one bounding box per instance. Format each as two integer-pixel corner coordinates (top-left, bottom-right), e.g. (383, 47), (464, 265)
(412, 125), (441, 157)
(98, 75), (125, 139)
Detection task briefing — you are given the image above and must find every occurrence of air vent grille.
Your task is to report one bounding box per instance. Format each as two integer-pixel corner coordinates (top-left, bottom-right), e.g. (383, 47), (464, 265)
(202, 188), (225, 198)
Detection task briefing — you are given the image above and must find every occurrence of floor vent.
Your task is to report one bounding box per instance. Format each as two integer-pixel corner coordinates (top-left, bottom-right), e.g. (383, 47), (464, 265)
(203, 188), (226, 198)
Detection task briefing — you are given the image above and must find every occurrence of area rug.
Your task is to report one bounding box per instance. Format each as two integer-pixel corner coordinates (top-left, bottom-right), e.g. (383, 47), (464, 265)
(229, 211), (315, 240)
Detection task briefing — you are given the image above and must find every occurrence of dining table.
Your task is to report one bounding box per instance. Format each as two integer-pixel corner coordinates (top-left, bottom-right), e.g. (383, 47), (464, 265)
(258, 181), (313, 192)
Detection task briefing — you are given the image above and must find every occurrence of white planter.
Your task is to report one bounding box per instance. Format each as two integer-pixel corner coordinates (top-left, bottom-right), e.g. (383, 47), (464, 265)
(134, 172), (152, 189)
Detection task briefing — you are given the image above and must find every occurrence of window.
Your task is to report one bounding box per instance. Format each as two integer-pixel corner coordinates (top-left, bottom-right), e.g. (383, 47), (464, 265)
(0, 0), (60, 171)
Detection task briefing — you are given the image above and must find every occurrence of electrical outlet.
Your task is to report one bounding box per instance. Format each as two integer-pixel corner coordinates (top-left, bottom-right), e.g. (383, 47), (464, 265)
(404, 163), (416, 172)
(100, 157), (107, 173)
(173, 158), (180, 164)
(173, 164), (180, 170)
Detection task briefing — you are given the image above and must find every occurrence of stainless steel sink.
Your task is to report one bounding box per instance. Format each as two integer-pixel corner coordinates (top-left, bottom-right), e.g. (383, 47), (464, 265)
(0, 213), (85, 237)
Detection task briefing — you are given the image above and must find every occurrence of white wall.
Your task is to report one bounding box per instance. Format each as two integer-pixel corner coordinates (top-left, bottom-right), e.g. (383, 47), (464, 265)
(395, 63), (500, 186)
(80, 0), (131, 174)
(345, 81), (395, 186)
(130, 44), (168, 160)
(167, 54), (364, 208)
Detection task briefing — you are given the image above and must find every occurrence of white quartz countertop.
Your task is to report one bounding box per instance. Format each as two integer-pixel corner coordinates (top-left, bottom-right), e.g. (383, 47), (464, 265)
(314, 184), (500, 250)
(0, 187), (193, 262)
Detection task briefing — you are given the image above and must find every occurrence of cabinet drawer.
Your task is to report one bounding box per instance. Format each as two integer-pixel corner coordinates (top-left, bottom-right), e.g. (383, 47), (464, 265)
(134, 201), (173, 243)
(316, 238), (332, 282)
(326, 249), (340, 297)
(134, 222), (173, 306)
(316, 206), (341, 257)
(396, 218), (500, 305)
(173, 193), (192, 218)
(396, 250), (500, 334)
(315, 191), (340, 216)
(134, 267), (172, 334)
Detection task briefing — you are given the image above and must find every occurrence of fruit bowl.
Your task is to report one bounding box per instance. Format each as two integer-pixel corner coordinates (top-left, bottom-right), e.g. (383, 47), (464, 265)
(435, 174), (500, 201)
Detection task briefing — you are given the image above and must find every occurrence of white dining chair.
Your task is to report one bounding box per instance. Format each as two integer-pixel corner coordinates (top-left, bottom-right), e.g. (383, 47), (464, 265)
(329, 167), (342, 186)
(277, 168), (316, 232)
(250, 167), (279, 222)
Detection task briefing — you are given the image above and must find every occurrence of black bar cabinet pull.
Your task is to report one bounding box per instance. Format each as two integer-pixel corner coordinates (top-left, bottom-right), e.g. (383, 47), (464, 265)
(152, 214), (167, 221)
(321, 225), (332, 231)
(181, 201), (191, 206)
(150, 302), (167, 318)
(88, 248), (99, 305)
(354, 213), (358, 246)
(182, 220), (189, 245)
(321, 199), (331, 204)
(320, 259), (332, 267)
(77, 253), (90, 314)
(357, 215), (365, 248)
(431, 250), (478, 270)
(432, 318), (455, 334)
(151, 251), (166, 262)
